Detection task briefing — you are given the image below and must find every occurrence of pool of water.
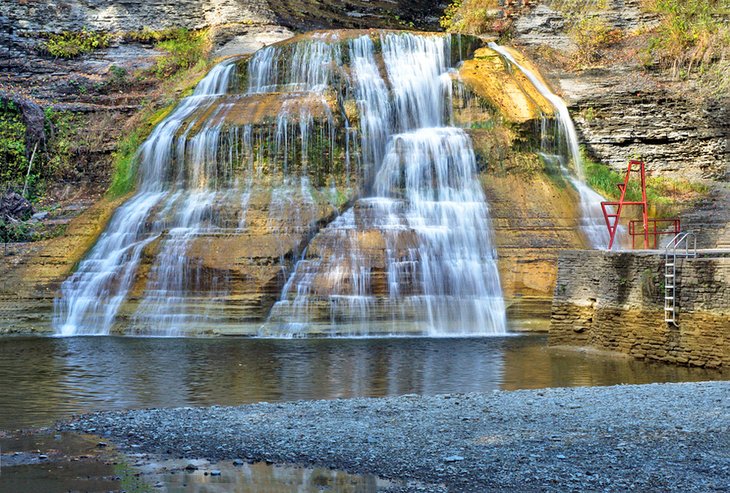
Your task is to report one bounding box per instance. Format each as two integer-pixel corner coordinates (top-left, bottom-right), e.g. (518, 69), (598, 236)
(0, 432), (392, 493)
(0, 334), (725, 430)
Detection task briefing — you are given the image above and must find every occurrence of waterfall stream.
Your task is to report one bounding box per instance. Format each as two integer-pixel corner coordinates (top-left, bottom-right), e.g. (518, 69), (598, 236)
(264, 33), (506, 336)
(54, 62), (237, 336)
(488, 43), (614, 249)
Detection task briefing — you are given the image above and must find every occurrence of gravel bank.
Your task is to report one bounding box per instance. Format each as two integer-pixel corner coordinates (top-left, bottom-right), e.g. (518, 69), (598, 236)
(63, 382), (730, 492)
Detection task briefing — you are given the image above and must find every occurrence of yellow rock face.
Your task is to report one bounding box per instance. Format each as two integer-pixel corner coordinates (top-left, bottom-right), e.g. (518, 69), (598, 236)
(459, 47), (554, 123)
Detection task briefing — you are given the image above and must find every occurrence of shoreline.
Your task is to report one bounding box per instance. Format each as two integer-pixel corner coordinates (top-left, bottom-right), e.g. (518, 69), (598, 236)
(62, 381), (730, 492)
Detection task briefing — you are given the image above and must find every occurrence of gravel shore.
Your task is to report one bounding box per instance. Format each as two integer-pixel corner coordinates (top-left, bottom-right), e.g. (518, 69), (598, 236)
(63, 382), (730, 492)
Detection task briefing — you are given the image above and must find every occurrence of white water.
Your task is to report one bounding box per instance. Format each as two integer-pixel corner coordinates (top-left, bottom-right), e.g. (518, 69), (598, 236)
(265, 33), (506, 336)
(488, 43), (613, 249)
(53, 61), (237, 336)
(55, 33), (507, 337)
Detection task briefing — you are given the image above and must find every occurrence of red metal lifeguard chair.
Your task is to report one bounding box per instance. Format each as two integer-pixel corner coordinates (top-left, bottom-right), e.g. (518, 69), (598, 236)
(601, 160), (681, 250)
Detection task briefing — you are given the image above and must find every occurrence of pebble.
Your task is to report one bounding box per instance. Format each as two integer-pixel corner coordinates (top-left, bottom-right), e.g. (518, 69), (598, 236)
(443, 456), (464, 462)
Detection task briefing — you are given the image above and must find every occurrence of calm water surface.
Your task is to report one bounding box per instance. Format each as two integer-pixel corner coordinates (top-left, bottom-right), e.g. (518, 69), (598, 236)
(0, 335), (725, 430)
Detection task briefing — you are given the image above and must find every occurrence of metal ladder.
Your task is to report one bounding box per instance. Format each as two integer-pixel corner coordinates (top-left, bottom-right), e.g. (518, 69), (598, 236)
(664, 232), (697, 326)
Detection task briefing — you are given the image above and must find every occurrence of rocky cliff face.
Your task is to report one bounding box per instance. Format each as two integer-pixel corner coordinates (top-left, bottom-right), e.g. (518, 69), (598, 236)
(514, 1), (728, 181)
(1, 1), (275, 34)
(510, 1), (730, 248)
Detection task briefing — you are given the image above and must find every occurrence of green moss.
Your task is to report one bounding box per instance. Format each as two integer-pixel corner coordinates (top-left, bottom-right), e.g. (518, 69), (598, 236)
(41, 29), (111, 59)
(107, 131), (142, 198)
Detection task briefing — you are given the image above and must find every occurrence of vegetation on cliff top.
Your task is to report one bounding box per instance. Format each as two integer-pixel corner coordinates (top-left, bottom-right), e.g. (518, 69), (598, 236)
(642, 0), (730, 89)
(441, 0), (729, 89)
(440, 0), (500, 34)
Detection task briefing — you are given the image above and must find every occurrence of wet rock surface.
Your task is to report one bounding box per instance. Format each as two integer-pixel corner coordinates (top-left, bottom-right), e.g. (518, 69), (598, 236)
(64, 381), (730, 492)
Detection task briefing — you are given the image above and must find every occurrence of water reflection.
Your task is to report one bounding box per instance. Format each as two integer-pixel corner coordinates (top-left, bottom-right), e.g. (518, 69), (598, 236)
(139, 459), (393, 493)
(0, 335), (724, 429)
(0, 432), (390, 493)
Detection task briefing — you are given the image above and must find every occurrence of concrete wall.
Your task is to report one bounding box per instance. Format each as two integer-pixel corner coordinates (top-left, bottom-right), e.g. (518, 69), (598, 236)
(550, 250), (730, 368)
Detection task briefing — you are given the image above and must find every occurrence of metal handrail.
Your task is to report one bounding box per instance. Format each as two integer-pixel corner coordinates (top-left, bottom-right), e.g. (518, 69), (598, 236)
(664, 232), (697, 259)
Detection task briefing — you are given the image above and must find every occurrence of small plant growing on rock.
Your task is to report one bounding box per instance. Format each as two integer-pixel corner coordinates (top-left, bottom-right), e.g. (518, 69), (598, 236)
(41, 29), (111, 59)
(569, 16), (623, 66)
(108, 65), (131, 89)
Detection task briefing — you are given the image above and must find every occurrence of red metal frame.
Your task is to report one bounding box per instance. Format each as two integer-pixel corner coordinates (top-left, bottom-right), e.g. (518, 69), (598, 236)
(628, 219), (681, 249)
(600, 160), (681, 250)
(601, 160), (649, 250)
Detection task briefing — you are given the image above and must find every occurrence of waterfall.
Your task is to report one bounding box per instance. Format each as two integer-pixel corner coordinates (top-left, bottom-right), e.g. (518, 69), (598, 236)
(53, 62), (237, 336)
(54, 32), (508, 337)
(264, 33), (506, 336)
(488, 43), (614, 250)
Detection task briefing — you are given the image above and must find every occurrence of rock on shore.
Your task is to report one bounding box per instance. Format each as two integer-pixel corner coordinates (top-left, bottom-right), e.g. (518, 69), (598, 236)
(64, 381), (730, 492)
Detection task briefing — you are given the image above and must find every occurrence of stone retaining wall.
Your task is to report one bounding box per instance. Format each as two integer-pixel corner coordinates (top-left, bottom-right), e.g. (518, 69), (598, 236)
(550, 250), (730, 368)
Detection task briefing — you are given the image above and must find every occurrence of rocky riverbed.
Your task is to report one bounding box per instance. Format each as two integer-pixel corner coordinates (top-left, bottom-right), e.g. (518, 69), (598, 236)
(63, 381), (730, 492)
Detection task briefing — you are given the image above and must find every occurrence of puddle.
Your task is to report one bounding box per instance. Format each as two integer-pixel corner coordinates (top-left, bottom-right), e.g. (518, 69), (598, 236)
(0, 432), (131, 493)
(135, 457), (397, 492)
(0, 431), (397, 492)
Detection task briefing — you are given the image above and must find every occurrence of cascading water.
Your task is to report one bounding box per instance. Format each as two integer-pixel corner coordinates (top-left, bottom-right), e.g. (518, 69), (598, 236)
(54, 32), (508, 337)
(264, 33), (506, 336)
(488, 43), (614, 249)
(54, 61), (237, 336)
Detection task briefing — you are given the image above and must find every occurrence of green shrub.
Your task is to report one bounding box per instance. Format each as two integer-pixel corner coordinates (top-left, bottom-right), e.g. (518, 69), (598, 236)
(152, 29), (209, 78)
(569, 15), (623, 65)
(0, 101), (29, 187)
(440, 0), (499, 34)
(108, 65), (131, 89)
(642, 0), (730, 79)
(42, 29), (111, 58)
(44, 109), (77, 182)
